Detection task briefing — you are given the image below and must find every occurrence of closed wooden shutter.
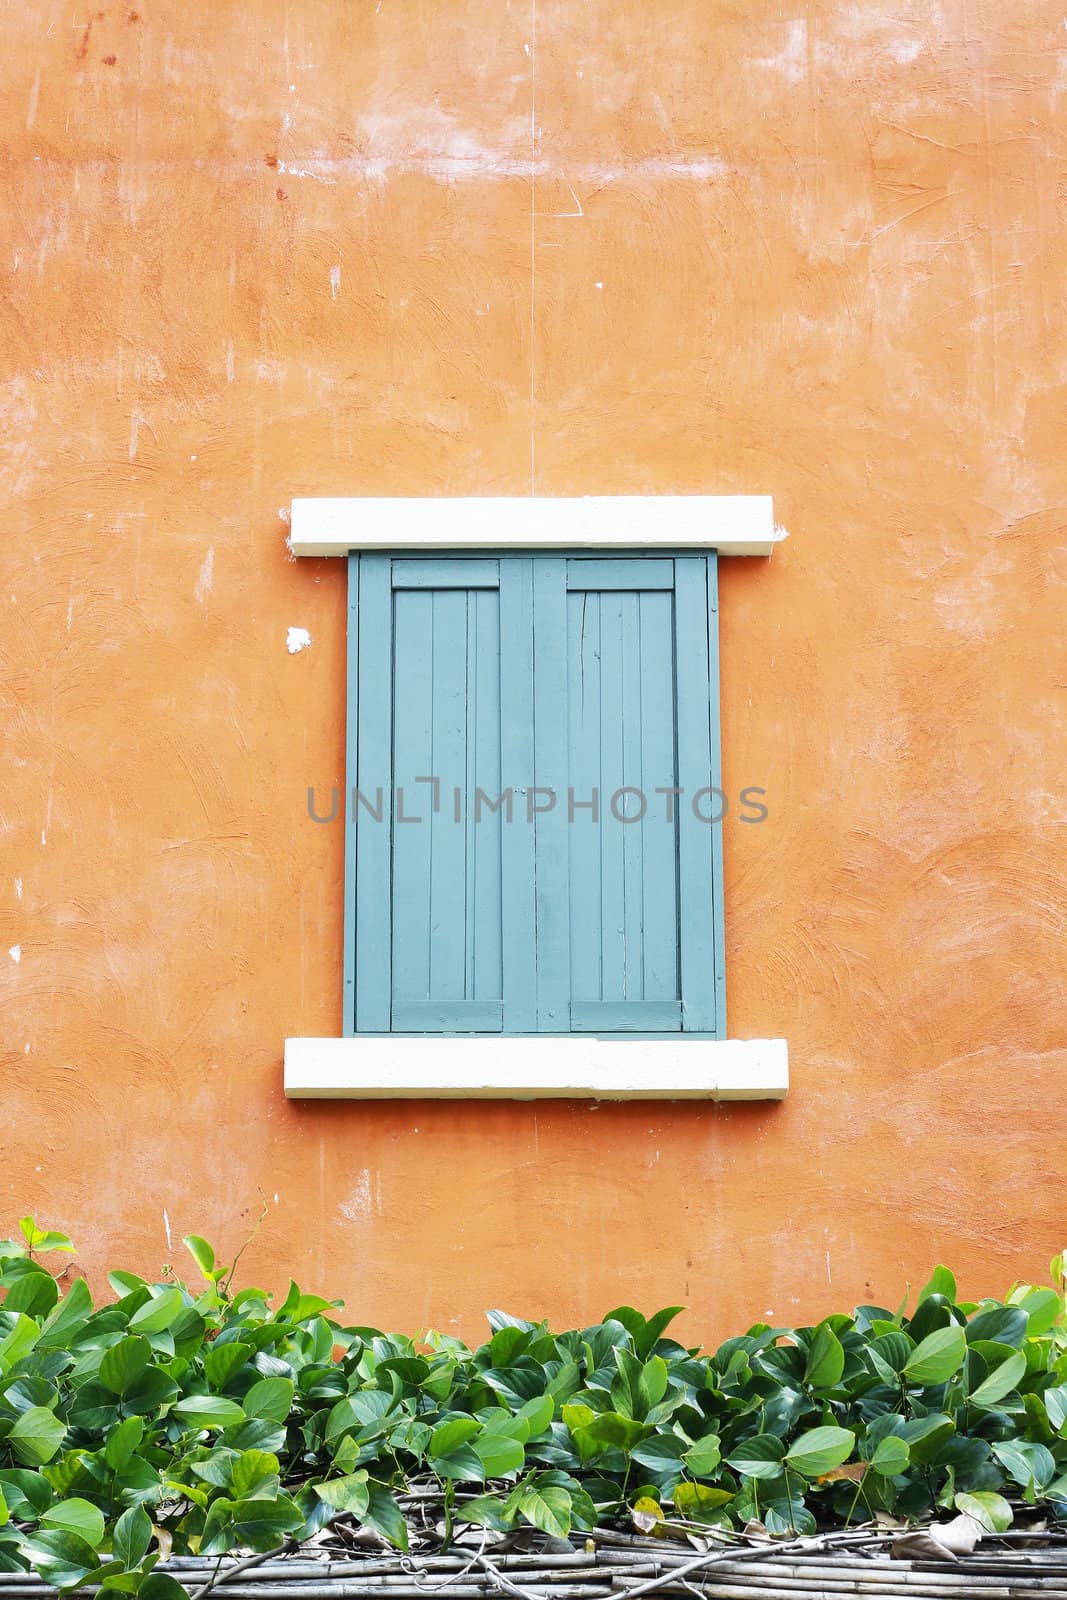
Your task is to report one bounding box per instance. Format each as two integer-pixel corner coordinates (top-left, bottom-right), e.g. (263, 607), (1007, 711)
(345, 553), (724, 1037)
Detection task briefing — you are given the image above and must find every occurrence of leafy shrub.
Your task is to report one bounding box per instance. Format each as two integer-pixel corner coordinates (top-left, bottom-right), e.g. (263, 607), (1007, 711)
(1, 1222), (1066, 1598)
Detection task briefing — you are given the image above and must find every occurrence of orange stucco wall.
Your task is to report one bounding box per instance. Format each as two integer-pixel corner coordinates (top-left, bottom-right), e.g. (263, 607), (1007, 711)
(2, 0), (1066, 1345)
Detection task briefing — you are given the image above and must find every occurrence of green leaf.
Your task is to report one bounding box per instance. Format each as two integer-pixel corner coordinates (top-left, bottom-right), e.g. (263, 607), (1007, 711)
(517, 1484), (571, 1538)
(682, 1434), (721, 1477)
(231, 1451), (281, 1500)
(41, 1498), (105, 1549)
(122, 1366), (179, 1416)
(869, 1436), (909, 1474)
(129, 1288), (184, 1335)
(362, 1483), (409, 1551)
(1044, 1384), (1067, 1433)
(473, 1433), (525, 1478)
(514, 1395), (554, 1438)
(112, 1505), (153, 1570)
(203, 1342), (253, 1389)
(104, 1417), (145, 1472)
(182, 1237), (217, 1279)
(726, 1434), (787, 1480)
(37, 1277), (92, 1346)
(19, 1221), (75, 1255)
(23, 1529), (99, 1589)
(673, 1482), (733, 1522)
(99, 1337), (152, 1397)
(0, 1468), (52, 1518)
(966, 1306), (1027, 1347)
(430, 1418), (482, 1458)
(7, 1405), (66, 1466)
(637, 1357), (669, 1414)
(314, 1472), (370, 1515)
(901, 1413), (954, 1465)
(804, 1322), (845, 1390)
(1020, 1288), (1063, 1337)
(919, 1266), (957, 1304)
(630, 1435), (687, 1471)
(561, 1404), (596, 1434)
(992, 1439), (1055, 1492)
(455, 1495), (514, 1533)
(955, 1491), (1013, 1534)
(140, 1574), (191, 1600)
(571, 1413), (652, 1463)
(229, 1495), (306, 1551)
(904, 1325), (966, 1385)
(243, 1377), (295, 1423)
(969, 1351), (1027, 1408)
(784, 1426), (855, 1478)
(173, 1396), (246, 1430)
(0, 1314), (40, 1375)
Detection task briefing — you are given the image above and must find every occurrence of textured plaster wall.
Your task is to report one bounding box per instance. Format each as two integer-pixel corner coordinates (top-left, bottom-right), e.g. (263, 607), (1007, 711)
(1, 0), (1066, 1343)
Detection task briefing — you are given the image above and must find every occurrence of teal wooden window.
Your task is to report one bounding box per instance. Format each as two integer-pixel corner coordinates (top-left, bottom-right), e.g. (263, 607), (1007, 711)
(344, 554), (725, 1037)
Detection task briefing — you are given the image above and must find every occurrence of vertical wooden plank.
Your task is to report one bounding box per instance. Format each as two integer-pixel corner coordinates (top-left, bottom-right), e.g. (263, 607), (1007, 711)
(390, 588), (433, 1007)
(639, 587), (681, 1001)
(598, 589), (626, 1001)
(707, 554), (726, 1035)
(428, 589), (468, 1001)
(470, 588), (503, 1001)
(342, 554), (359, 1037)
(353, 554), (392, 1032)
(675, 556), (719, 1034)
(499, 559), (537, 1030)
(567, 588), (602, 1004)
(532, 557), (571, 1028)
(619, 589), (644, 999)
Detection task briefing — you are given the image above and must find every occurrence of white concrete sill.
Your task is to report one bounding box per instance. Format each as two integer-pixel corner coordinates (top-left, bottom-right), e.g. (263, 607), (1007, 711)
(288, 495), (783, 559)
(283, 1036), (788, 1101)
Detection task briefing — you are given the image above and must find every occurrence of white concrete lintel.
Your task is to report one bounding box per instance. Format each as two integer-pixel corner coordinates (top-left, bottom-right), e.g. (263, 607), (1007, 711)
(284, 1036), (788, 1101)
(289, 495), (781, 558)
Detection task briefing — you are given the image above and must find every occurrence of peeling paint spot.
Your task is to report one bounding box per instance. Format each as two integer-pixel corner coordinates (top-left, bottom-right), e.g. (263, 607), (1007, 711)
(329, 264), (341, 299)
(339, 1169), (373, 1222)
(287, 625), (312, 654)
(67, 597), (73, 630)
(278, 160), (336, 185)
(14, 877), (22, 900)
(195, 547), (214, 605)
(162, 1207), (172, 1250)
(278, 506), (291, 524)
(8, 945), (21, 964)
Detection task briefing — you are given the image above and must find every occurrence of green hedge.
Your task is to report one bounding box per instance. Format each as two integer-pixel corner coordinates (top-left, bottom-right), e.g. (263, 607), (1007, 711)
(1, 1221), (1066, 1597)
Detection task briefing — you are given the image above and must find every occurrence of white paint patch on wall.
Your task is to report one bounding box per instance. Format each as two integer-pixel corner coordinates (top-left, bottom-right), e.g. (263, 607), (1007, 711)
(8, 945), (21, 964)
(329, 264), (341, 300)
(195, 548), (214, 605)
(162, 1208), (172, 1250)
(287, 626), (312, 655)
(755, 18), (809, 84)
(339, 1169), (374, 1222)
(14, 878), (22, 900)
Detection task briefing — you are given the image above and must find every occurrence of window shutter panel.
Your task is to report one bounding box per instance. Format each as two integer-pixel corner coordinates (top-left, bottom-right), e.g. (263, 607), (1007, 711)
(554, 557), (709, 1033)
(352, 557), (507, 1034)
(347, 553), (724, 1038)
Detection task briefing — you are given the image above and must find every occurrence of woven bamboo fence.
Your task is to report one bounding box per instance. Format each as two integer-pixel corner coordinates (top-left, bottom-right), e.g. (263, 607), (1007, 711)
(4, 1528), (1067, 1600)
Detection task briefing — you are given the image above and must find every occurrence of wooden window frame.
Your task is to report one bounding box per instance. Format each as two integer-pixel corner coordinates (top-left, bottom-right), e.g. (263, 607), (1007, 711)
(284, 496), (789, 1101)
